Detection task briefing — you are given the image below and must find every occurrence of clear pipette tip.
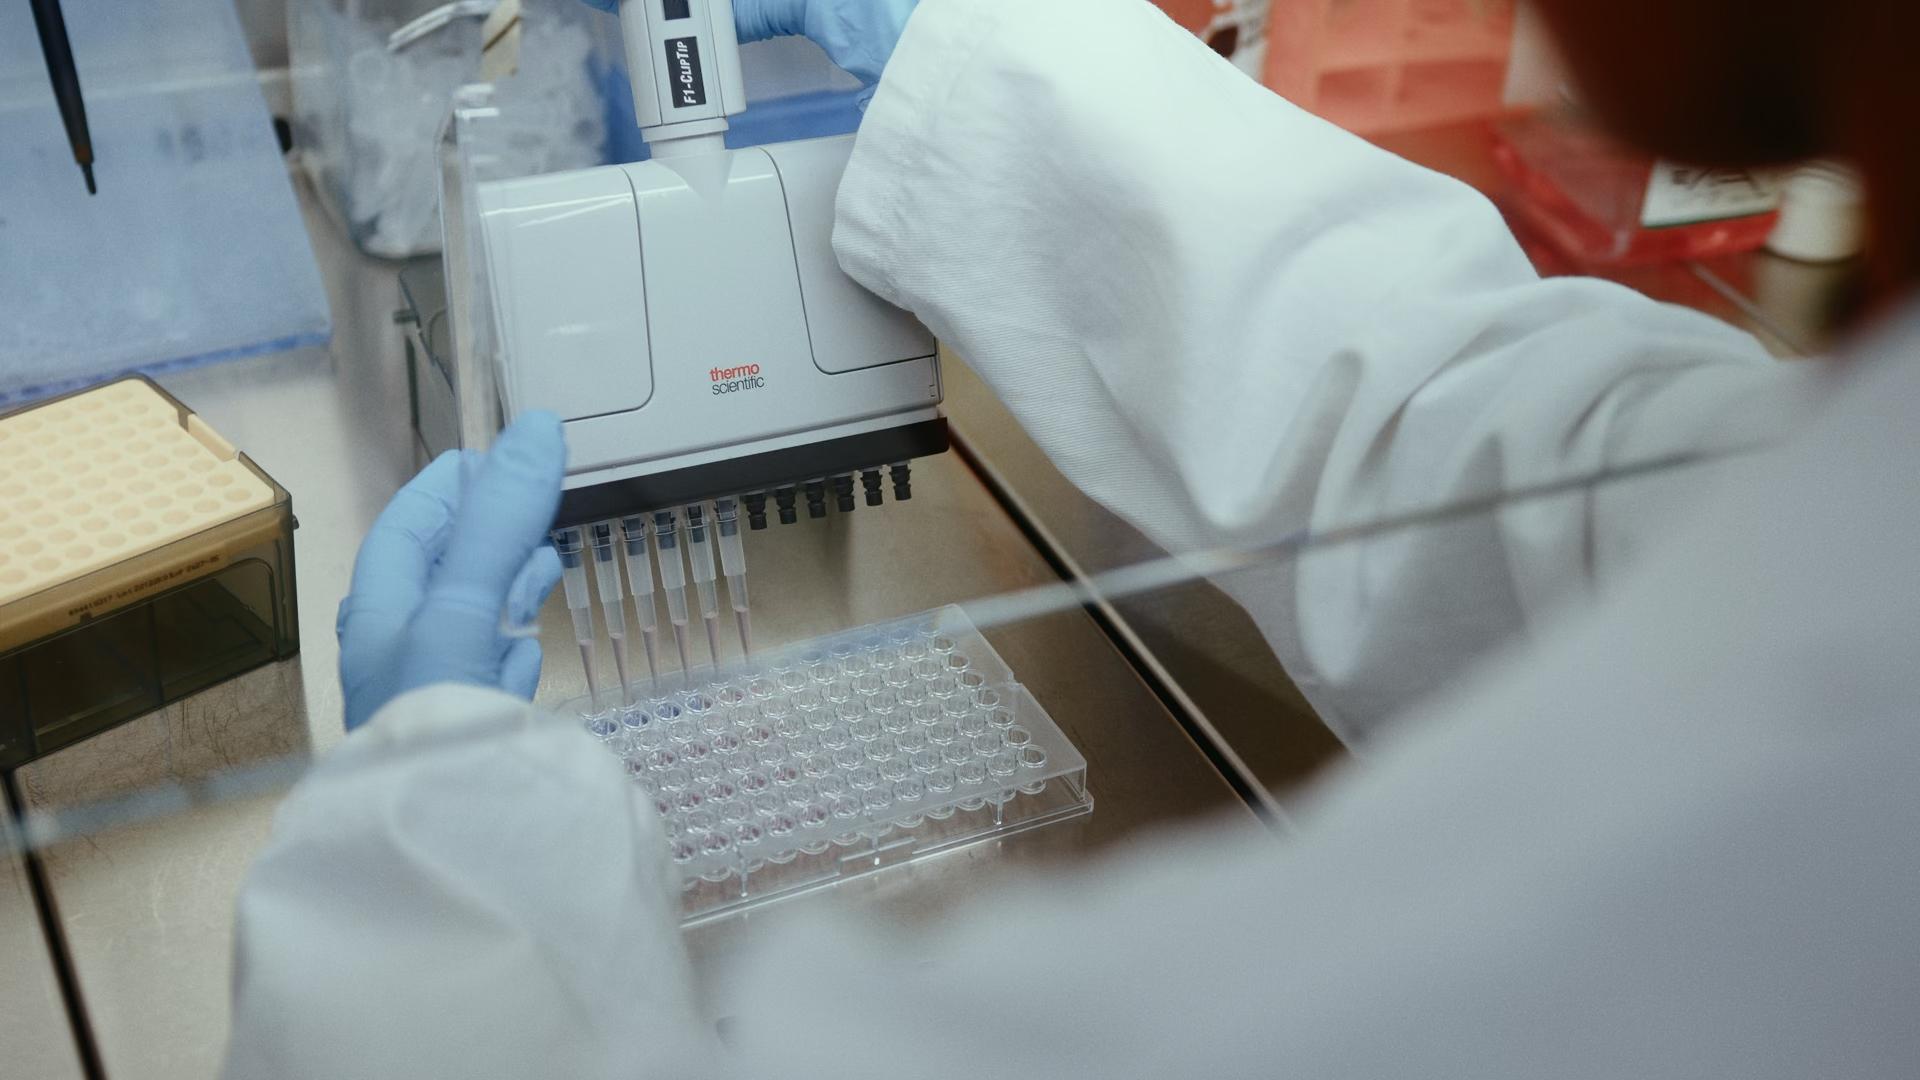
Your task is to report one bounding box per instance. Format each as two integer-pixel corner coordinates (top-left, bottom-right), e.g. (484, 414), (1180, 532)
(651, 509), (693, 685)
(703, 615), (722, 671)
(609, 634), (633, 706)
(711, 497), (754, 667)
(554, 526), (600, 711)
(618, 515), (662, 693)
(588, 522), (632, 707)
(578, 641), (600, 713)
(671, 621), (692, 687)
(640, 625), (661, 690)
(734, 607), (753, 658)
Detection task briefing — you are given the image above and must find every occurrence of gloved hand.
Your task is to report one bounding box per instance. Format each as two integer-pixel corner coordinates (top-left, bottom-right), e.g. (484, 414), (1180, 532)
(336, 414), (567, 732)
(577, 0), (918, 86)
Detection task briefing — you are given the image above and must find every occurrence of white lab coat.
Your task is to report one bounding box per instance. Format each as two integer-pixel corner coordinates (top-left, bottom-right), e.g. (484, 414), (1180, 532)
(224, 0), (1920, 1076)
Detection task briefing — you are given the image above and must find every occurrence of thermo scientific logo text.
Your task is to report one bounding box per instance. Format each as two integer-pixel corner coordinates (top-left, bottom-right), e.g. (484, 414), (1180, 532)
(711, 363), (765, 395)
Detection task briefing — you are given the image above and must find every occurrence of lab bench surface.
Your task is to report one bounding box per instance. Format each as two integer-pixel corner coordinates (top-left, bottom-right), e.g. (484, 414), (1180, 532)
(1, 177), (1251, 1080)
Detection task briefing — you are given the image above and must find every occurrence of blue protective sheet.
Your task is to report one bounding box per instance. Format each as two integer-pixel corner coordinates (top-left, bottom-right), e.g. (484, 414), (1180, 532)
(0, 0), (331, 405)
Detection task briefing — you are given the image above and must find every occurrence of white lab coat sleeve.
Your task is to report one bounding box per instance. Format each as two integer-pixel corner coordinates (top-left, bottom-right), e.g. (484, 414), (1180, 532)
(221, 686), (720, 1080)
(833, 0), (1820, 742)
(718, 331), (1920, 1079)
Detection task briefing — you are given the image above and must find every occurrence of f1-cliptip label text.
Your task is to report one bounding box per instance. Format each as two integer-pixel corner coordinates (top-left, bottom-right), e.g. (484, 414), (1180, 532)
(665, 36), (707, 108)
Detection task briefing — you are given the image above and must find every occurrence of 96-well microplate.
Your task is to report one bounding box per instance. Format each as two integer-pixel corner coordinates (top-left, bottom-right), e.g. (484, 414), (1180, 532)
(559, 606), (1093, 924)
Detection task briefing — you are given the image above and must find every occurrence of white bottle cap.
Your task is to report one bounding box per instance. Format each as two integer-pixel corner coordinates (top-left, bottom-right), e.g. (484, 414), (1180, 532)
(1766, 161), (1867, 263)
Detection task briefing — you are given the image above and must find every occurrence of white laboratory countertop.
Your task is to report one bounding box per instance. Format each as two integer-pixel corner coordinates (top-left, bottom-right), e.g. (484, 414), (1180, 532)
(9, 168), (1249, 1079)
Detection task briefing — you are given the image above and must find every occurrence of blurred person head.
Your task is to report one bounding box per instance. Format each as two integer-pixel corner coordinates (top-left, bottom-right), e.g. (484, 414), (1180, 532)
(1532, 0), (1919, 307)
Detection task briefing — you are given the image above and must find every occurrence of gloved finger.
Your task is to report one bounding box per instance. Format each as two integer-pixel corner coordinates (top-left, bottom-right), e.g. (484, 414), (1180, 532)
(337, 451), (464, 665)
(405, 415), (565, 692)
(576, 0), (618, 10)
(345, 451), (464, 611)
(506, 544), (563, 629)
(500, 637), (545, 701)
(734, 0), (807, 42)
(801, 0), (916, 85)
(430, 413), (566, 605)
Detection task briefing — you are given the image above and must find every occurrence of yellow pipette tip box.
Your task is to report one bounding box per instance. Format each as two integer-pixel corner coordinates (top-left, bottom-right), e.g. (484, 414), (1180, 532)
(0, 378), (299, 769)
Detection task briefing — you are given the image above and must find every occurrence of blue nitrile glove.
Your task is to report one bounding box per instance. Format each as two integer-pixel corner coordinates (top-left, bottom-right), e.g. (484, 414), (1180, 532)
(732, 0), (917, 85)
(576, 0), (917, 86)
(336, 414), (567, 731)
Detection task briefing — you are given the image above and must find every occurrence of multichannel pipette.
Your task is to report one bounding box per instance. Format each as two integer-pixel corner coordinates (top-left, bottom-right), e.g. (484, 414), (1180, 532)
(711, 497), (754, 656)
(651, 509), (693, 681)
(682, 503), (724, 668)
(618, 515), (661, 690)
(550, 526), (600, 709)
(475, 0), (947, 543)
(588, 523), (633, 706)
(465, 0), (955, 712)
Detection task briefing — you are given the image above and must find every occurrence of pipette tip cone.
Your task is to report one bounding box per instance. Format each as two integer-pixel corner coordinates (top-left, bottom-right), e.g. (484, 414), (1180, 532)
(734, 609), (753, 658)
(703, 616), (722, 670)
(579, 644), (600, 711)
(671, 623), (692, 686)
(610, 639), (634, 707)
(81, 162), (96, 195)
(641, 628), (660, 690)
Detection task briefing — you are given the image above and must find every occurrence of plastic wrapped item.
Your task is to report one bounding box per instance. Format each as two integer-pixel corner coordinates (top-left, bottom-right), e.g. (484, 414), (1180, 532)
(0, 379), (300, 769)
(1492, 107), (1783, 268)
(0, 0), (330, 405)
(557, 606), (1093, 924)
(1264, 0), (1517, 134)
(290, 0), (609, 257)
